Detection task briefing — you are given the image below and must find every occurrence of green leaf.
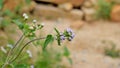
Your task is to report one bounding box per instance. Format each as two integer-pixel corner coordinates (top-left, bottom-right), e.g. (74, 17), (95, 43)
(12, 20), (24, 29)
(63, 46), (70, 57)
(54, 28), (60, 35)
(14, 64), (28, 68)
(54, 28), (61, 45)
(43, 35), (53, 50)
(57, 38), (61, 45)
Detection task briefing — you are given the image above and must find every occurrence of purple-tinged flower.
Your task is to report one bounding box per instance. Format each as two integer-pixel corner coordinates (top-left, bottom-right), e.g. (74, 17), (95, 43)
(59, 32), (65, 40)
(66, 28), (73, 33)
(71, 32), (75, 39)
(60, 35), (65, 40)
(66, 28), (75, 41)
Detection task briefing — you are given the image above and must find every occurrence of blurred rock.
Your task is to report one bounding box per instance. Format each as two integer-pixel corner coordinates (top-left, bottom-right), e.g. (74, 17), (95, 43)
(3, 0), (36, 13)
(58, 3), (73, 11)
(52, 0), (68, 4)
(21, 1), (36, 13)
(3, 0), (19, 11)
(34, 4), (84, 20)
(82, 7), (96, 21)
(90, 0), (98, 6)
(38, 0), (84, 7)
(70, 9), (84, 20)
(111, 5), (120, 22)
(83, 0), (93, 8)
(70, 0), (84, 7)
(70, 20), (85, 29)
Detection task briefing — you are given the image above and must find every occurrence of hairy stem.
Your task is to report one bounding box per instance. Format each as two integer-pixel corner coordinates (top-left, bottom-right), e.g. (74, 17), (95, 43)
(9, 37), (45, 63)
(8, 36), (26, 62)
(2, 34), (24, 68)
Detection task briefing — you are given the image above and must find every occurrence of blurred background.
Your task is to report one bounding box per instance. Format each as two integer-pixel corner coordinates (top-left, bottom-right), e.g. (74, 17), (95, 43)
(0, 0), (120, 68)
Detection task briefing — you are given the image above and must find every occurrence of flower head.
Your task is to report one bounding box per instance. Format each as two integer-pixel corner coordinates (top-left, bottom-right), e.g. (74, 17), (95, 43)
(60, 35), (65, 40)
(65, 28), (75, 41)
(23, 13), (28, 20)
(66, 28), (73, 33)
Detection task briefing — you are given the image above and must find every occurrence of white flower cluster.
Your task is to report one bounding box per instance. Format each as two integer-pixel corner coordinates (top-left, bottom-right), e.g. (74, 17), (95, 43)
(23, 13), (28, 20)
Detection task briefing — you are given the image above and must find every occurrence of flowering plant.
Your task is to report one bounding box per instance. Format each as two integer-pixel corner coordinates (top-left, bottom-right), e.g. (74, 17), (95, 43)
(1, 13), (75, 68)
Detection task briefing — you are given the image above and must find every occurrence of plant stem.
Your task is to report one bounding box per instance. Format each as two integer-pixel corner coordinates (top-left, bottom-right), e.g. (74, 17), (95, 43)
(9, 37), (45, 63)
(8, 36), (26, 62)
(1, 62), (8, 68)
(2, 34), (24, 68)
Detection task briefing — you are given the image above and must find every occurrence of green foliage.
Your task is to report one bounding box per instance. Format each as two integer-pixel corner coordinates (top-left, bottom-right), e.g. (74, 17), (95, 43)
(43, 35), (54, 50)
(25, 0), (31, 5)
(63, 46), (70, 57)
(35, 48), (68, 68)
(14, 64), (28, 68)
(0, 0), (3, 10)
(0, 18), (10, 29)
(96, 0), (113, 20)
(104, 43), (120, 58)
(0, 9), (21, 30)
(63, 46), (72, 64)
(0, 46), (31, 67)
(54, 28), (61, 45)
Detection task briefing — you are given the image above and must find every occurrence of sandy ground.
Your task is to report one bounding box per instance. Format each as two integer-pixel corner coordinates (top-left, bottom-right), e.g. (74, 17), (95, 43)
(39, 19), (120, 68)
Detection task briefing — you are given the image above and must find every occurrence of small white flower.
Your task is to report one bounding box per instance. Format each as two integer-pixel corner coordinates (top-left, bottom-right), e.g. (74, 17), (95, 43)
(1, 46), (7, 53)
(23, 13), (27, 17)
(26, 50), (32, 58)
(30, 65), (34, 68)
(7, 44), (13, 48)
(24, 15), (28, 19)
(23, 13), (28, 20)
(33, 19), (37, 23)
